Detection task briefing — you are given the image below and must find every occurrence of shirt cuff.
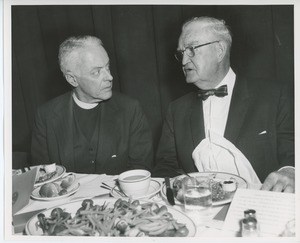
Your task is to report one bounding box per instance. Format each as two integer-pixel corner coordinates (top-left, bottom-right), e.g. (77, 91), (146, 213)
(278, 166), (295, 172)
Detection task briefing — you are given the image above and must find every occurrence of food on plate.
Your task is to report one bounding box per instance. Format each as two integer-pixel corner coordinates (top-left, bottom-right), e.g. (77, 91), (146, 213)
(211, 180), (226, 201)
(44, 163), (56, 173)
(39, 183), (61, 197)
(35, 163), (57, 184)
(36, 198), (189, 236)
(39, 174), (78, 198)
(172, 175), (237, 203)
(60, 174), (76, 189)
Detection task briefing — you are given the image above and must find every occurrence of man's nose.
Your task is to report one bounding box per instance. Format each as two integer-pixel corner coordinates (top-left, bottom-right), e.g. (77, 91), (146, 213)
(182, 52), (190, 66)
(104, 69), (113, 81)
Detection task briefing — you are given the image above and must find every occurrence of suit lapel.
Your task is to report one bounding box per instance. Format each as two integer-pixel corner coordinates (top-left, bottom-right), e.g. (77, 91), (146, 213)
(189, 94), (205, 147)
(224, 76), (251, 143)
(52, 92), (76, 171)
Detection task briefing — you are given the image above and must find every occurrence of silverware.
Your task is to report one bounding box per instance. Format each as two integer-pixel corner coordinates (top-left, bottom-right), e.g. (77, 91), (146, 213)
(165, 177), (175, 206)
(102, 182), (114, 188)
(105, 181), (128, 197)
(100, 183), (126, 197)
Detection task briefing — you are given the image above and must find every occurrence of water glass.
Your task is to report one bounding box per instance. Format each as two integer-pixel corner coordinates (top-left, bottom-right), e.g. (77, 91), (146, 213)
(182, 176), (213, 224)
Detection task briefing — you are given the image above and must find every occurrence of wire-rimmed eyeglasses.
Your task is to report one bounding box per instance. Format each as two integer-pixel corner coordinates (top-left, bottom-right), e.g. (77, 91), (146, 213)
(174, 40), (220, 62)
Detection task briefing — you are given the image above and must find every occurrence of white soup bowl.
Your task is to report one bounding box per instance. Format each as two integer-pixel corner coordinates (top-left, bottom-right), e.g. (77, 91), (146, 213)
(118, 169), (151, 197)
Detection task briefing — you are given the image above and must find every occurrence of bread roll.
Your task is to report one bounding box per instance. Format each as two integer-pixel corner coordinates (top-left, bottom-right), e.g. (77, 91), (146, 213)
(60, 174), (76, 189)
(39, 183), (60, 197)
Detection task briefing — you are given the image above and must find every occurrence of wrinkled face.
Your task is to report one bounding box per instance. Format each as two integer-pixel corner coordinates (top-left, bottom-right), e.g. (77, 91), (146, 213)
(70, 44), (113, 103)
(178, 22), (220, 89)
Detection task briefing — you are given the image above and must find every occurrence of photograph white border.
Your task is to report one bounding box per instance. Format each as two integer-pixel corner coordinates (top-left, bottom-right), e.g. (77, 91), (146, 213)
(2, 0), (300, 243)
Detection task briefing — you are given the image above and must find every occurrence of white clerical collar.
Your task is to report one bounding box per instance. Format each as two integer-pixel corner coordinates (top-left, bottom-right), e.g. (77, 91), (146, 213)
(72, 92), (99, 110)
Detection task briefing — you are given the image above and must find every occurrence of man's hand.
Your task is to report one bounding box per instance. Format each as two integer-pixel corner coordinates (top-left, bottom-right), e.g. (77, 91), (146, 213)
(261, 167), (295, 193)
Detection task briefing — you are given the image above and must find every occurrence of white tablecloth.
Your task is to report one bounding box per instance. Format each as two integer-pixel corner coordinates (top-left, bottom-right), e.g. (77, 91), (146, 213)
(14, 173), (226, 237)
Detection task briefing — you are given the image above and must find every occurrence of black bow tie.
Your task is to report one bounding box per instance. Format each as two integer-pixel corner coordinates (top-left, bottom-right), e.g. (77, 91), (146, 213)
(197, 85), (228, 100)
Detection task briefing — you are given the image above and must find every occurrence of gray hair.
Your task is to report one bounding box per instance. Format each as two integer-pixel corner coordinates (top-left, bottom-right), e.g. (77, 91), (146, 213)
(182, 16), (232, 50)
(58, 35), (103, 74)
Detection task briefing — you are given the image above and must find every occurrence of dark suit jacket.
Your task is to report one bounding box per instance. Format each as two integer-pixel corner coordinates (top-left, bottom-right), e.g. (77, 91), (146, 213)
(152, 75), (294, 181)
(31, 91), (154, 175)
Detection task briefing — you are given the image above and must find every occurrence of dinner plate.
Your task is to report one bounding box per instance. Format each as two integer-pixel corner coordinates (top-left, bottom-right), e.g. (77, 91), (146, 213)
(161, 172), (248, 206)
(110, 179), (162, 200)
(25, 197), (196, 237)
(34, 165), (66, 187)
(31, 182), (80, 201)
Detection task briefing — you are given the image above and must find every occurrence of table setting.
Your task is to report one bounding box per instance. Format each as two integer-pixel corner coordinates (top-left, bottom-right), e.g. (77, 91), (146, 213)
(11, 163), (296, 238)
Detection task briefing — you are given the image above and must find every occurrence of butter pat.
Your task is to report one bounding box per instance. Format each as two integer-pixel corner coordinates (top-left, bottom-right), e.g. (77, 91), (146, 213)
(222, 179), (237, 192)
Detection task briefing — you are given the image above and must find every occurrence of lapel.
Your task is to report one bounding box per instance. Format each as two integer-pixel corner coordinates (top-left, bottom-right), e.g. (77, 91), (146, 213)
(224, 75), (251, 143)
(95, 97), (120, 166)
(189, 93), (205, 147)
(51, 92), (76, 171)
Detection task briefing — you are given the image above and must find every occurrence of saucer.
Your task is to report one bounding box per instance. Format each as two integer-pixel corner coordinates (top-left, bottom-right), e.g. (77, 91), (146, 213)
(110, 179), (162, 200)
(31, 182), (80, 201)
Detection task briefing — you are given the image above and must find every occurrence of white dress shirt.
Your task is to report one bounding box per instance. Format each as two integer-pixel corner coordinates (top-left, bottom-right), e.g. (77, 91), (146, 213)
(203, 67), (236, 138)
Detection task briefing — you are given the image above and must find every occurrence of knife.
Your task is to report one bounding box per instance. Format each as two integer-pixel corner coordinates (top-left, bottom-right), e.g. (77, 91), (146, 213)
(165, 177), (175, 206)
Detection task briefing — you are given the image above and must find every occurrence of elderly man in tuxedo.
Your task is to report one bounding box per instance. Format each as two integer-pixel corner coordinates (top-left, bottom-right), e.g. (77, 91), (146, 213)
(152, 17), (294, 192)
(31, 35), (153, 175)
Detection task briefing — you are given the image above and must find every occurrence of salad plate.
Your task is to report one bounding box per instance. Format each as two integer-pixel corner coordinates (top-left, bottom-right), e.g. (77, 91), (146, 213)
(25, 197), (196, 237)
(34, 164), (66, 187)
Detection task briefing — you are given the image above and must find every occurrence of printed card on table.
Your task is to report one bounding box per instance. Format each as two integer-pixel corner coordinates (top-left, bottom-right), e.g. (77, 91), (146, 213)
(222, 188), (295, 237)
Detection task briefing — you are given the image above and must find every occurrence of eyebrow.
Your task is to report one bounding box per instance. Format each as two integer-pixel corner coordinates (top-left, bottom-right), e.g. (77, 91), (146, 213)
(90, 61), (110, 72)
(178, 41), (200, 50)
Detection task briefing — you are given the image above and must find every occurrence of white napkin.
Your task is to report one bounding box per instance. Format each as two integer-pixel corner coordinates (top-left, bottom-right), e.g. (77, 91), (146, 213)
(72, 174), (118, 199)
(192, 131), (262, 189)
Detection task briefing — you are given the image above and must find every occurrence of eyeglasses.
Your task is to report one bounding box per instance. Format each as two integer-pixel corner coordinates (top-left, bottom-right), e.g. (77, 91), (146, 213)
(175, 40), (220, 62)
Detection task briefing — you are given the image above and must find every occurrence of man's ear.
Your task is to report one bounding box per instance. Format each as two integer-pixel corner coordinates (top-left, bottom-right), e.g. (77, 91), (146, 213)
(64, 72), (78, 87)
(216, 41), (227, 62)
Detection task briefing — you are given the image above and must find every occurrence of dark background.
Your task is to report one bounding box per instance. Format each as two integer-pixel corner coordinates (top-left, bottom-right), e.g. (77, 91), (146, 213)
(11, 5), (294, 168)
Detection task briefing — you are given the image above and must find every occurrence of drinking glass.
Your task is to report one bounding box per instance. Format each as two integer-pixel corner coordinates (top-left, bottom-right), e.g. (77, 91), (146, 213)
(182, 176), (213, 225)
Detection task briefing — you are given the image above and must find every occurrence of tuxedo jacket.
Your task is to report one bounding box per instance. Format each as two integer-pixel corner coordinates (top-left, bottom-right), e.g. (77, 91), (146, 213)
(152, 75), (294, 181)
(31, 91), (154, 175)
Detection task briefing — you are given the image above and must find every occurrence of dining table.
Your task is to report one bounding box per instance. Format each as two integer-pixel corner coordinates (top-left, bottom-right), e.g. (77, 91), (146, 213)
(12, 172), (230, 237)
(11, 171), (297, 238)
